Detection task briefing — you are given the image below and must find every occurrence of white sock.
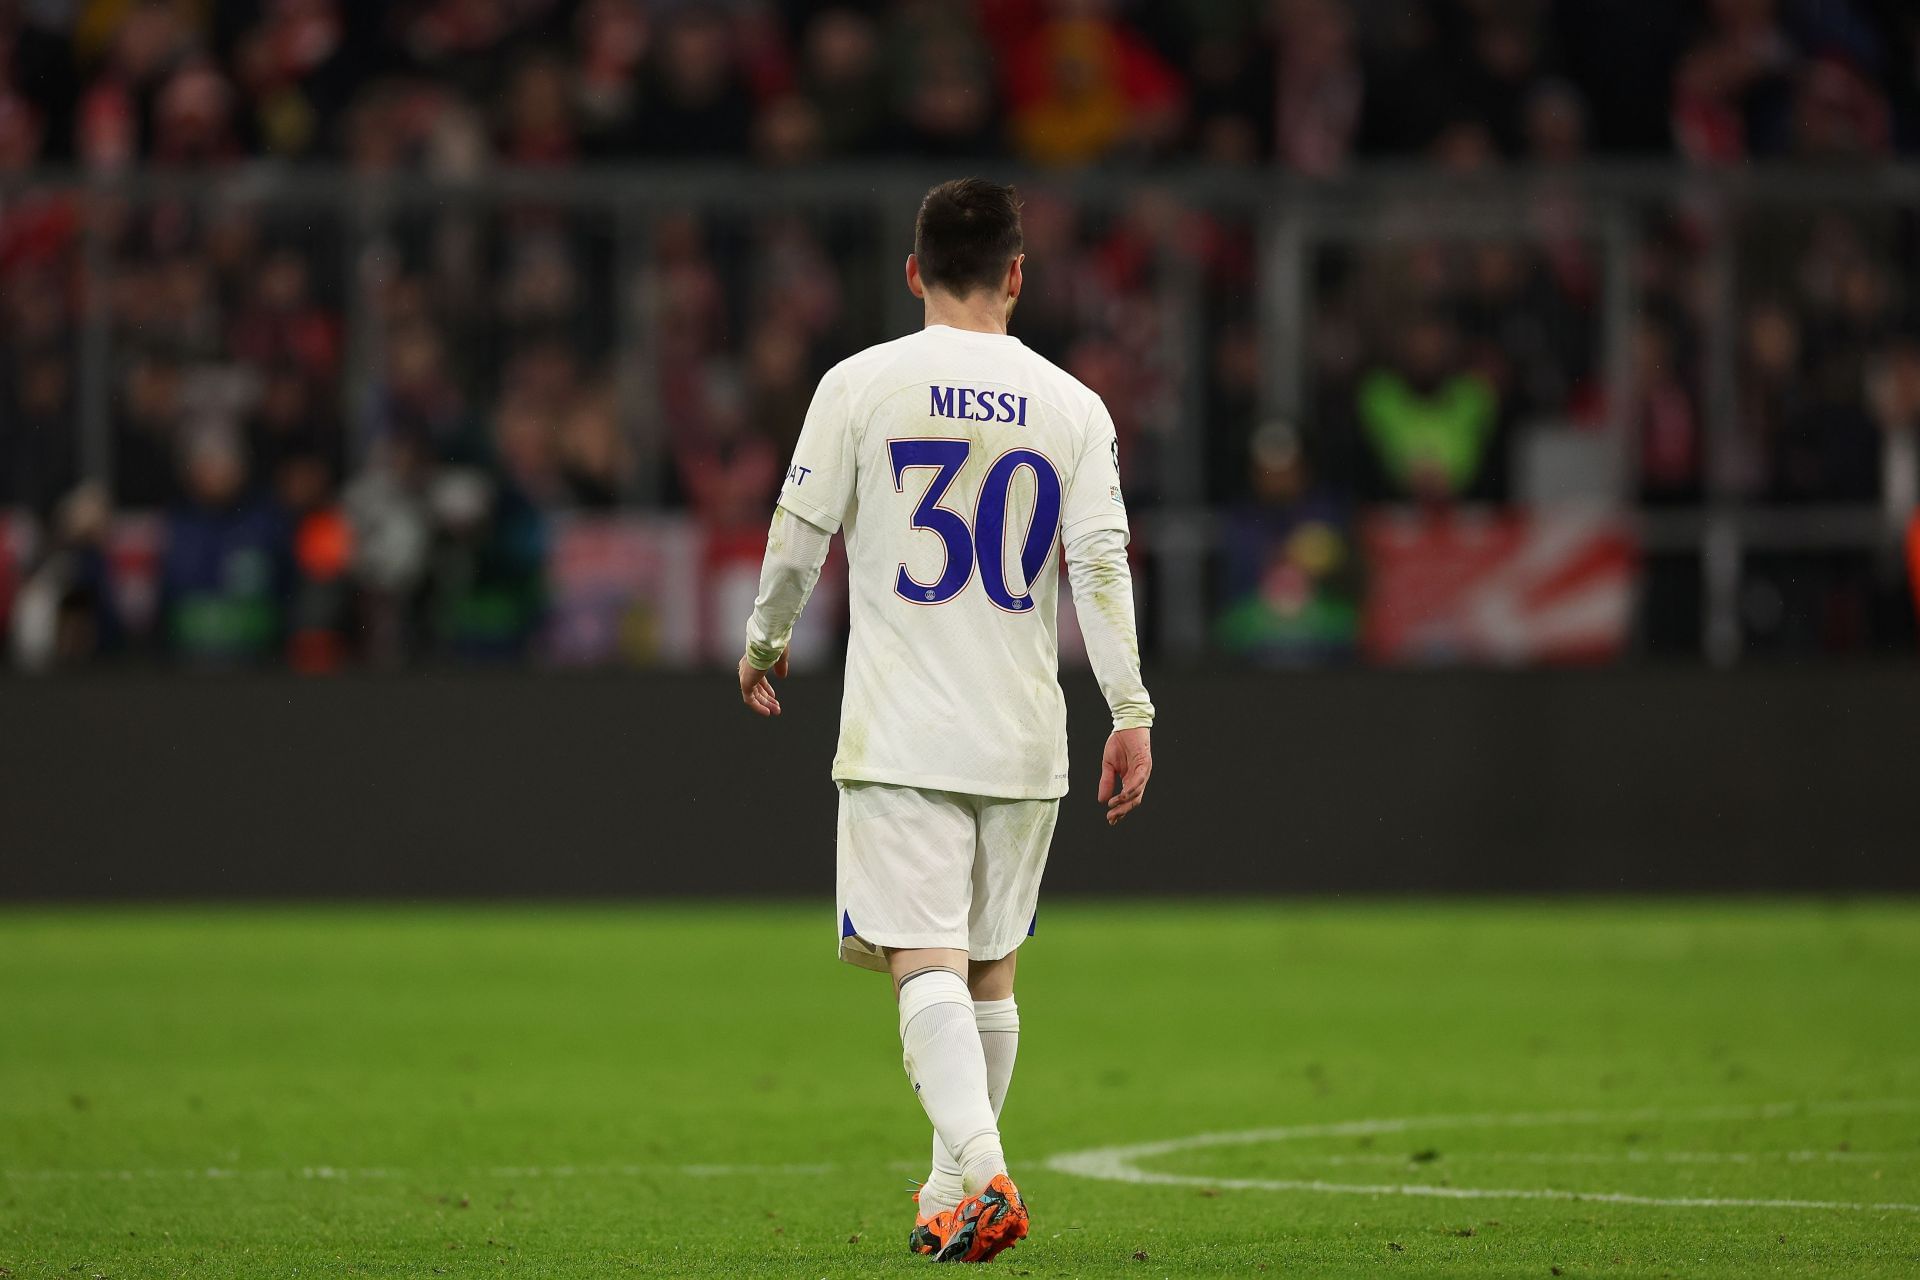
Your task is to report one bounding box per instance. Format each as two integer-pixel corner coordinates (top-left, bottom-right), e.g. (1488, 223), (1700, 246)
(898, 970), (1006, 1197)
(975, 996), (1020, 1114)
(921, 995), (1019, 1215)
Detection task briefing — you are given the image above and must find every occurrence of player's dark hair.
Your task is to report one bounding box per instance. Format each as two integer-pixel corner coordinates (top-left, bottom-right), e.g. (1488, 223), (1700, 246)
(913, 178), (1023, 297)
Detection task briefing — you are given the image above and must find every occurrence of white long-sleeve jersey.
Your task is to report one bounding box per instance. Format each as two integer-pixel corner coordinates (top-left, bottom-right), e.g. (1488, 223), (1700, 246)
(745, 324), (1154, 800)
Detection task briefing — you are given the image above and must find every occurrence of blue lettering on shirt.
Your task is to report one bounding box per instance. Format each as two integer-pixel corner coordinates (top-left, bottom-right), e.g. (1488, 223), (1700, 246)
(928, 386), (1029, 425)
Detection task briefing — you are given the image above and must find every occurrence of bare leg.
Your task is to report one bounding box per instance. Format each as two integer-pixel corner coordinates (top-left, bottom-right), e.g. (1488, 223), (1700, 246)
(967, 949), (1017, 1002)
(889, 946), (970, 995)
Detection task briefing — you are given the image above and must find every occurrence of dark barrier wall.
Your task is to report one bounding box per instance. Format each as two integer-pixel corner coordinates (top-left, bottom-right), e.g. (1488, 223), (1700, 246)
(3, 669), (1917, 899)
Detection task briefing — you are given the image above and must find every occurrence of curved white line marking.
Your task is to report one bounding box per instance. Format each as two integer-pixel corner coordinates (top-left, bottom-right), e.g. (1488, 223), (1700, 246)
(1310, 1150), (1920, 1166)
(1044, 1100), (1920, 1214)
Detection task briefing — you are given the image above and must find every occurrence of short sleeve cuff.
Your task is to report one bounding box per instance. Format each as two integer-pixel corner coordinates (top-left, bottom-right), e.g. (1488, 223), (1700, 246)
(1063, 511), (1130, 544)
(777, 492), (842, 536)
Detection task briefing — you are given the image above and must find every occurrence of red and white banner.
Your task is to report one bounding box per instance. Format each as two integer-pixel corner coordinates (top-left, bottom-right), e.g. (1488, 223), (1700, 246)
(1362, 507), (1637, 665)
(543, 514), (848, 670)
(542, 515), (704, 667)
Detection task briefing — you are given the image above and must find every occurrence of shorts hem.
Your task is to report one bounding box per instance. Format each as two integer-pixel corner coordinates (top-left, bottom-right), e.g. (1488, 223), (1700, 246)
(838, 930), (1031, 972)
(839, 929), (968, 973)
(837, 937), (890, 973)
(833, 767), (1068, 801)
(968, 935), (1030, 965)
(845, 928), (969, 950)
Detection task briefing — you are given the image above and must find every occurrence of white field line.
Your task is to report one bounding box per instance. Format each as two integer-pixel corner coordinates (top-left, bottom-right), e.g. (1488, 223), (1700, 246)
(9, 1100), (1918, 1212)
(1309, 1150), (1920, 1167)
(1043, 1099), (1920, 1214)
(12, 1150), (1910, 1183)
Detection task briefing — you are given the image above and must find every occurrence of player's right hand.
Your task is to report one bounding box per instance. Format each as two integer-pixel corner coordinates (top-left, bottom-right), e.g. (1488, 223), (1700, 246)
(739, 651), (789, 717)
(1097, 727), (1152, 825)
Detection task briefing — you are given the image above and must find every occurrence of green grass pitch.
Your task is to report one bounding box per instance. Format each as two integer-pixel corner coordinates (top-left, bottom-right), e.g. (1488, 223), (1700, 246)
(3, 901), (1918, 1278)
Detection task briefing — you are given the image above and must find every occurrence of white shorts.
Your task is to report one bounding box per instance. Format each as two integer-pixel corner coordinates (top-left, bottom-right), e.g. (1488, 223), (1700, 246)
(835, 780), (1058, 973)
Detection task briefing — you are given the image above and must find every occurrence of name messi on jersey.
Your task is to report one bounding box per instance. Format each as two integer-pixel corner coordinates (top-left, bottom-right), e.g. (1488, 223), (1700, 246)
(930, 385), (1029, 426)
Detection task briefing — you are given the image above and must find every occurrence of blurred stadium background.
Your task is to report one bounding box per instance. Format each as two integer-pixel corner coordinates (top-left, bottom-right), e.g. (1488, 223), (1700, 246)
(3, 0), (1919, 895)
(6, 4), (1920, 1277)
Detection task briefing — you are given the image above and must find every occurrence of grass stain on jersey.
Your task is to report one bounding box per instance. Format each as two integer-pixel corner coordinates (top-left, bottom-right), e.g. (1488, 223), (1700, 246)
(836, 700), (870, 775)
(1074, 554), (1143, 668)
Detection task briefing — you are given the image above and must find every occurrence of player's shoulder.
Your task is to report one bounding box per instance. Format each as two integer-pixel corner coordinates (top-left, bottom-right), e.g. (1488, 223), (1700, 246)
(1004, 345), (1108, 442)
(1021, 347), (1105, 421)
(823, 331), (928, 389)
(805, 333), (926, 422)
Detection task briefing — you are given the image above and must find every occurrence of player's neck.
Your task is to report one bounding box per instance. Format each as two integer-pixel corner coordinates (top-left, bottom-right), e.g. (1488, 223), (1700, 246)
(922, 292), (1010, 337)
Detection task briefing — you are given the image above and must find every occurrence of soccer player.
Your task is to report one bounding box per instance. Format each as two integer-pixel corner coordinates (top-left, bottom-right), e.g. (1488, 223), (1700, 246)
(736, 178), (1155, 1264)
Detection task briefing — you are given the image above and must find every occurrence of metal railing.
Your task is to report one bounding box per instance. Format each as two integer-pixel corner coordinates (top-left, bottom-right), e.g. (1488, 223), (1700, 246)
(4, 162), (1917, 665)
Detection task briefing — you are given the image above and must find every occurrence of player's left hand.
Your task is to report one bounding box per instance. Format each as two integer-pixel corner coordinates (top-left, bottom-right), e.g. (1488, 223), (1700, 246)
(739, 651), (789, 717)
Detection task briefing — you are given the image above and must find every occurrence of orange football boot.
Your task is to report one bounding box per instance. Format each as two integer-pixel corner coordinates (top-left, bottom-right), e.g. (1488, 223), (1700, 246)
(931, 1173), (1028, 1263)
(907, 1185), (957, 1256)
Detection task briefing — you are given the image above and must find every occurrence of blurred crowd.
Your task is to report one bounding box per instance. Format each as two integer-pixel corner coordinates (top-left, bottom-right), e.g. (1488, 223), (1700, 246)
(3, 0), (1917, 173)
(4, 0), (1920, 668)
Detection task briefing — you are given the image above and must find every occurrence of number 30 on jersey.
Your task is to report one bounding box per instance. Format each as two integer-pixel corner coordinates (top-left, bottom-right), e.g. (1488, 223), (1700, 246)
(888, 438), (1062, 613)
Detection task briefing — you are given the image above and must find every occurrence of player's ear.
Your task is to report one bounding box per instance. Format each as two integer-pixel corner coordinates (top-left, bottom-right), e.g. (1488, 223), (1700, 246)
(1007, 254), (1024, 302)
(905, 254), (925, 299)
